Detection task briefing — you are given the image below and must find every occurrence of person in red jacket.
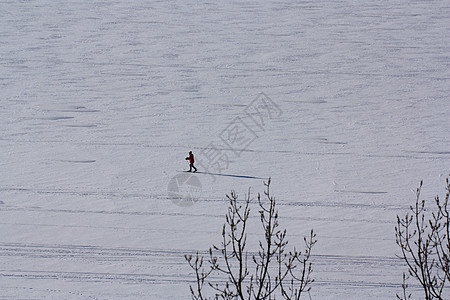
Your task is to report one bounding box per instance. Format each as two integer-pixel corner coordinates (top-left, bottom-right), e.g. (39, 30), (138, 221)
(185, 151), (197, 172)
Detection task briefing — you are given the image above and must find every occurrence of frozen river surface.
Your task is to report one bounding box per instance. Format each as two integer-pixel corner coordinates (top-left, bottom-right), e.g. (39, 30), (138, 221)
(1, 0), (449, 299)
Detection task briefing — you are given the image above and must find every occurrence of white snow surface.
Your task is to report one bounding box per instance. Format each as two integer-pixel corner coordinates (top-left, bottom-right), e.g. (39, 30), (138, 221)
(1, 0), (449, 299)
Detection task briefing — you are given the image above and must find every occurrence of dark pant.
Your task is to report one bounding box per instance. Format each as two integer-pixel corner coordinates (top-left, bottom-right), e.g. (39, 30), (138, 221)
(189, 163), (197, 172)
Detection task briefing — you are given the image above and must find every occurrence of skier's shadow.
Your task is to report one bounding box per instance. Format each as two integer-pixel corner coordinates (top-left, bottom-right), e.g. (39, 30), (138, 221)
(196, 171), (267, 180)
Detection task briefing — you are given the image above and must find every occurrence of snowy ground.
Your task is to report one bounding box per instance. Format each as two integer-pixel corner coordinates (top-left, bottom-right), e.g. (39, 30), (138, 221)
(1, 0), (449, 299)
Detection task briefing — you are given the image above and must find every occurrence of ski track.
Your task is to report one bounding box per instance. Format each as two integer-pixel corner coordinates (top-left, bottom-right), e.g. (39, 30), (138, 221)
(0, 242), (406, 289)
(0, 185), (411, 211)
(0, 187), (407, 298)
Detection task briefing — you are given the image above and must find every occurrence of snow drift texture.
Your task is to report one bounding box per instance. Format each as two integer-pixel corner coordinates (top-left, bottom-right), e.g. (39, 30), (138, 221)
(1, 0), (449, 299)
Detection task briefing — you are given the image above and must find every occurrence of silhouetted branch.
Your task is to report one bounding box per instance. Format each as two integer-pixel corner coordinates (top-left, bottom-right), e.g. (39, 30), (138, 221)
(185, 179), (317, 299)
(395, 177), (450, 300)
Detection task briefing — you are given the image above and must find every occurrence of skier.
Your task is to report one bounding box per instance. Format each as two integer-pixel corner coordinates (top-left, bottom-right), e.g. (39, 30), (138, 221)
(185, 151), (197, 172)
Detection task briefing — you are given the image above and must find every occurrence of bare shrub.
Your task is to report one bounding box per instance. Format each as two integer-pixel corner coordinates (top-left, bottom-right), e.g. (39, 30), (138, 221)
(395, 177), (450, 300)
(185, 179), (317, 299)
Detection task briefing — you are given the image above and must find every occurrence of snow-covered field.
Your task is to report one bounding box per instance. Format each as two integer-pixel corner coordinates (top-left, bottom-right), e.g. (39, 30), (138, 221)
(1, 0), (449, 299)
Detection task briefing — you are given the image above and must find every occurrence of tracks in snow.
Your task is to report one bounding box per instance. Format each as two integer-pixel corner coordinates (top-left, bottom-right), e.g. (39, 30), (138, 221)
(0, 242), (406, 290)
(0, 186), (406, 211)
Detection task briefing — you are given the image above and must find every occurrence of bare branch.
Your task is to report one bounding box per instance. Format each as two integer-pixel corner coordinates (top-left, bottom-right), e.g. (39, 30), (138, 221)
(186, 179), (317, 299)
(395, 177), (450, 300)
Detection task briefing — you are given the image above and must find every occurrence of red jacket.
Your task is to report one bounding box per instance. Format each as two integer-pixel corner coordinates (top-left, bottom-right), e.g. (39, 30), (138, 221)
(186, 153), (194, 163)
